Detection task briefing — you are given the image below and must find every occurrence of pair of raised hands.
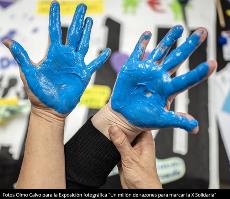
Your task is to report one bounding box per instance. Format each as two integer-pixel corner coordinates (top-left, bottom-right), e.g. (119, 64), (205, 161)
(3, 1), (217, 134)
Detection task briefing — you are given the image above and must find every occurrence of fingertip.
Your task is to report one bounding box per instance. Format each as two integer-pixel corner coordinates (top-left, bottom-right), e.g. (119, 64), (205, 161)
(105, 48), (111, 57)
(171, 25), (184, 37)
(139, 31), (151, 50)
(176, 112), (199, 134)
(194, 27), (208, 43)
(207, 60), (217, 73)
(142, 31), (152, 40)
(77, 3), (87, 12)
(200, 60), (217, 78)
(51, 0), (60, 9)
(85, 17), (93, 26)
(51, 0), (58, 4)
(173, 24), (184, 32)
(109, 126), (121, 137)
(188, 119), (199, 134)
(2, 39), (13, 49)
(190, 125), (199, 134)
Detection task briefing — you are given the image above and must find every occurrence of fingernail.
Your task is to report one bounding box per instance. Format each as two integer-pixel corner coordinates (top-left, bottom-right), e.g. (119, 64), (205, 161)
(192, 126), (199, 134)
(188, 119), (199, 133)
(2, 39), (12, 48)
(207, 60), (217, 70)
(194, 28), (207, 42)
(85, 17), (93, 25)
(143, 31), (151, 40)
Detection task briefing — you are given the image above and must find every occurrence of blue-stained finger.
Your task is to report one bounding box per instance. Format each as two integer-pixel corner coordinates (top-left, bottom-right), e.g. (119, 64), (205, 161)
(3, 40), (32, 73)
(49, 1), (62, 44)
(129, 31), (151, 62)
(164, 111), (198, 133)
(162, 28), (207, 72)
(67, 4), (86, 48)
(167, 62), (210, 96)
(148, 25), (183, 62)
(78, 17), (93, 56)
(87, 48), (111, 74)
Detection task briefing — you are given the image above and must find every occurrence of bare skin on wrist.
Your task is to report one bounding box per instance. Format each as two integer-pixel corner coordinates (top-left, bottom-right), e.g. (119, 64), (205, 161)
(91, 103), (142, 142)
(31, 106), (65, 127)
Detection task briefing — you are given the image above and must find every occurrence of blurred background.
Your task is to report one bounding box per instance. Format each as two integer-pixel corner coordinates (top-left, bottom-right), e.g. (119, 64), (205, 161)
(0, 0), (229, 189)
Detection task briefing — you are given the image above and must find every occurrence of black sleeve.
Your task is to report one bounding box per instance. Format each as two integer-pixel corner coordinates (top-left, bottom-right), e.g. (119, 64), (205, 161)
(64, 117), (121, 189)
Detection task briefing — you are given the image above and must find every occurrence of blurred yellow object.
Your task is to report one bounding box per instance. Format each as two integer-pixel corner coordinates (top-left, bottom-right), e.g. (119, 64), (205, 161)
(226, 9), (230, 17)
(0, 99), (30, 126)
(0, 98), (18, 106)
(80, 85), (111, 109)
(37, 0), (104, 15)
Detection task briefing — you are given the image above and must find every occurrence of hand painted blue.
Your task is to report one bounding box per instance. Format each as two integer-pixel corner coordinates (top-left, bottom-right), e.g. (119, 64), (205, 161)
(112, 26), (210, 132)
(6, 1), (111, 114)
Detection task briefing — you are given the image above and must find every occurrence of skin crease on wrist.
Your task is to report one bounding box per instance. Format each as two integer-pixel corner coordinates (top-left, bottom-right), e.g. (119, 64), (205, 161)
(92, 103), (143, 142)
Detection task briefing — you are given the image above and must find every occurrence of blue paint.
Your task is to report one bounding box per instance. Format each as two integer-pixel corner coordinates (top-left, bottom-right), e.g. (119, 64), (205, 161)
(148, 25), (183, 62)
(162, 29), (203, 71)
(5, 2), (111, 114)
(111, 26), (209, 132)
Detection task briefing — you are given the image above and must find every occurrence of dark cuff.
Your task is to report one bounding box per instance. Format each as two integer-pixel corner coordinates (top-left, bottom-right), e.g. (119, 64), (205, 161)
(65, 117), (121, 188)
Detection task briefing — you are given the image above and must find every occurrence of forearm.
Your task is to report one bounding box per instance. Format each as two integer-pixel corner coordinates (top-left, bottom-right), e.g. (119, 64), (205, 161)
(16, 107), (65, 189)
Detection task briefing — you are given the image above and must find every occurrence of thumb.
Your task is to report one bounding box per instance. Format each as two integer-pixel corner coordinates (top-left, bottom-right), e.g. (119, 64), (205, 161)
(3, 39), (32, 73)
(109, 126), (133, 159)
(87, 48), (111, 74)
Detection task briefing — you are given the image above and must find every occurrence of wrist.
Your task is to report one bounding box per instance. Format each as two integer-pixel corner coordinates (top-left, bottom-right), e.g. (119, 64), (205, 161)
(91, 103), (142, 142)
(31, 106), (65, 128)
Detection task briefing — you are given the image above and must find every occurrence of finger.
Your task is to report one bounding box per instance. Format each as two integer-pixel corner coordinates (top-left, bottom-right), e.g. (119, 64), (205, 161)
(3, 39), (32, 73)
(129, 31), (152, 62)
(78, 17), (93, 56)
(162, 27), (207, 73)
(109, 126), (133, 159)
(49, 0), (62, 45)
(133, 131), (155, 155)
(87, 48), (111, 74)
(67, 3), (86, 48)
(163, 111), (199, 134)
(148, 25), (183, 62)
(168, 60), (217, 96)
